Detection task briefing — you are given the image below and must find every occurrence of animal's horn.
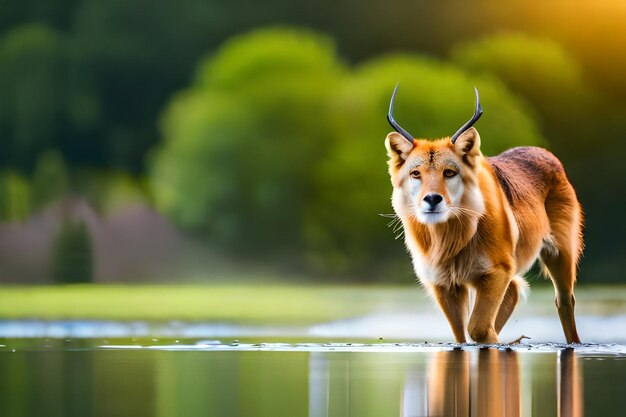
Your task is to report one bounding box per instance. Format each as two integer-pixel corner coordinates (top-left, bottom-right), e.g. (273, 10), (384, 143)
(450, 86), (483, 144)
(387, 83), (414, 144)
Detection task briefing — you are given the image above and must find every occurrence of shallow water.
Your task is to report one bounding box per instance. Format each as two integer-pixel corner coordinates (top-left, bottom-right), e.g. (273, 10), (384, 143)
(1, 338), (625, 417)
(2, 312), (626, 343)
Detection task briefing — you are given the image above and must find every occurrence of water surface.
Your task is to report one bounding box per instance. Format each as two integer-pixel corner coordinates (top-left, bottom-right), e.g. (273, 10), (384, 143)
(1, 338), (625, 417)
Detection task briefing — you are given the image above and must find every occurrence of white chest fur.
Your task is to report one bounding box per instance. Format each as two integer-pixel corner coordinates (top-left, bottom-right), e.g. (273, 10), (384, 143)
(407, 238), (492, 288)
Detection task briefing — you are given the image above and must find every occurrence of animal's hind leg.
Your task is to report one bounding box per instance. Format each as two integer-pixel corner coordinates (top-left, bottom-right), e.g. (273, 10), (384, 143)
(541, 250), (581, 344)
(542, 182), (583, 344)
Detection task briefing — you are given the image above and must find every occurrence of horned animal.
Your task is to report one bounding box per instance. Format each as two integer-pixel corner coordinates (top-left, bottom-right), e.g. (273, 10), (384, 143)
(385, 84), (582, 344)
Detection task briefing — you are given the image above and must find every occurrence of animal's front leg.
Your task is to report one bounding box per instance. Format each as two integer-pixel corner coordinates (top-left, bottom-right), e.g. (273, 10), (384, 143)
(468, 272), (511, 344)
(431, 284), (469, 343)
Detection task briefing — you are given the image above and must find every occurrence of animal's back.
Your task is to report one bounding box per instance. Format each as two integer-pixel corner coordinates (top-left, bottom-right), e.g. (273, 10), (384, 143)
(487, 146), (566, 208)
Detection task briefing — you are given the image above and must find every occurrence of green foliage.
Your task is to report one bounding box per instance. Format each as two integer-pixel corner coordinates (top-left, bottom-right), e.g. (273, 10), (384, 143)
(0, 24), (66, 168)
(151, 28), (346, 255)
(0, 0), (230, 172)
(452, 34), (585, 97)
(195, 27), (342, 90)
(30, 150), (69, 210)
(0, 151), (147, 220)
(0, 171), (31, 222)
(66, 0), (234, 170)
(51, 219), (93, 284)
(73, 170), (149, 214)
(450, 33), (607, 157)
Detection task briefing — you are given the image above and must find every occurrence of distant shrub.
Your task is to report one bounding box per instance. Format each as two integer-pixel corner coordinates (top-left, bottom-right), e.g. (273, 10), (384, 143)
(51, 218), (93, 284)
(31, 150), (69, 211)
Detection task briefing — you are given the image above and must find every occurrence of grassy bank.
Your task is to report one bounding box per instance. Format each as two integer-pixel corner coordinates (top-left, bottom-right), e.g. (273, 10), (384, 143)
(0, 284), (624, 323)
(0, 284), (426, 323)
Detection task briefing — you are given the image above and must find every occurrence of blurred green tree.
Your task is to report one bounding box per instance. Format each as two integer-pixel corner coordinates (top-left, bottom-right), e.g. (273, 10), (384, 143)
(0, 171), (31, 222)
(0, 24), (66, 169)
(150, 27), (346, 258)
(67, 0), (232, 171)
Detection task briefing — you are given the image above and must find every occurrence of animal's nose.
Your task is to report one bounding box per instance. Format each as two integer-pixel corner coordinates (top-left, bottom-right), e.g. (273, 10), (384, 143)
(423, 193), (443, 208)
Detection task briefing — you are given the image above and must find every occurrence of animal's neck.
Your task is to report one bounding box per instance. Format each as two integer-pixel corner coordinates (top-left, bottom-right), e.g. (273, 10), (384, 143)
(406, 214), (480, 264)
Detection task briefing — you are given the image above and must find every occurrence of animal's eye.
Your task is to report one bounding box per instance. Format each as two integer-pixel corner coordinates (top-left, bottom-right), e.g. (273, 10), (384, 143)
(444, 169), (457, 178)
(410, 170), (421, 179)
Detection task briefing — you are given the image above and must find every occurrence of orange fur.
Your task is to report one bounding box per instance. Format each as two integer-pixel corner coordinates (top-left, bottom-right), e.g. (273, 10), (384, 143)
(385, 128), (583, 344)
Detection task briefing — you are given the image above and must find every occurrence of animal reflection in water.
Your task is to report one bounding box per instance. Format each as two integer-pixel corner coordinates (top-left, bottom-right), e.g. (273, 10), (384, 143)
(308, 348), (583, 417)
(422, 349), (583, 417)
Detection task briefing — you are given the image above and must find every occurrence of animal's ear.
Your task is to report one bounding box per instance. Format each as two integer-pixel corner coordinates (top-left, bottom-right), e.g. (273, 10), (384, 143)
(385, 132), (414, 165)
(453, 127), (482, 161)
